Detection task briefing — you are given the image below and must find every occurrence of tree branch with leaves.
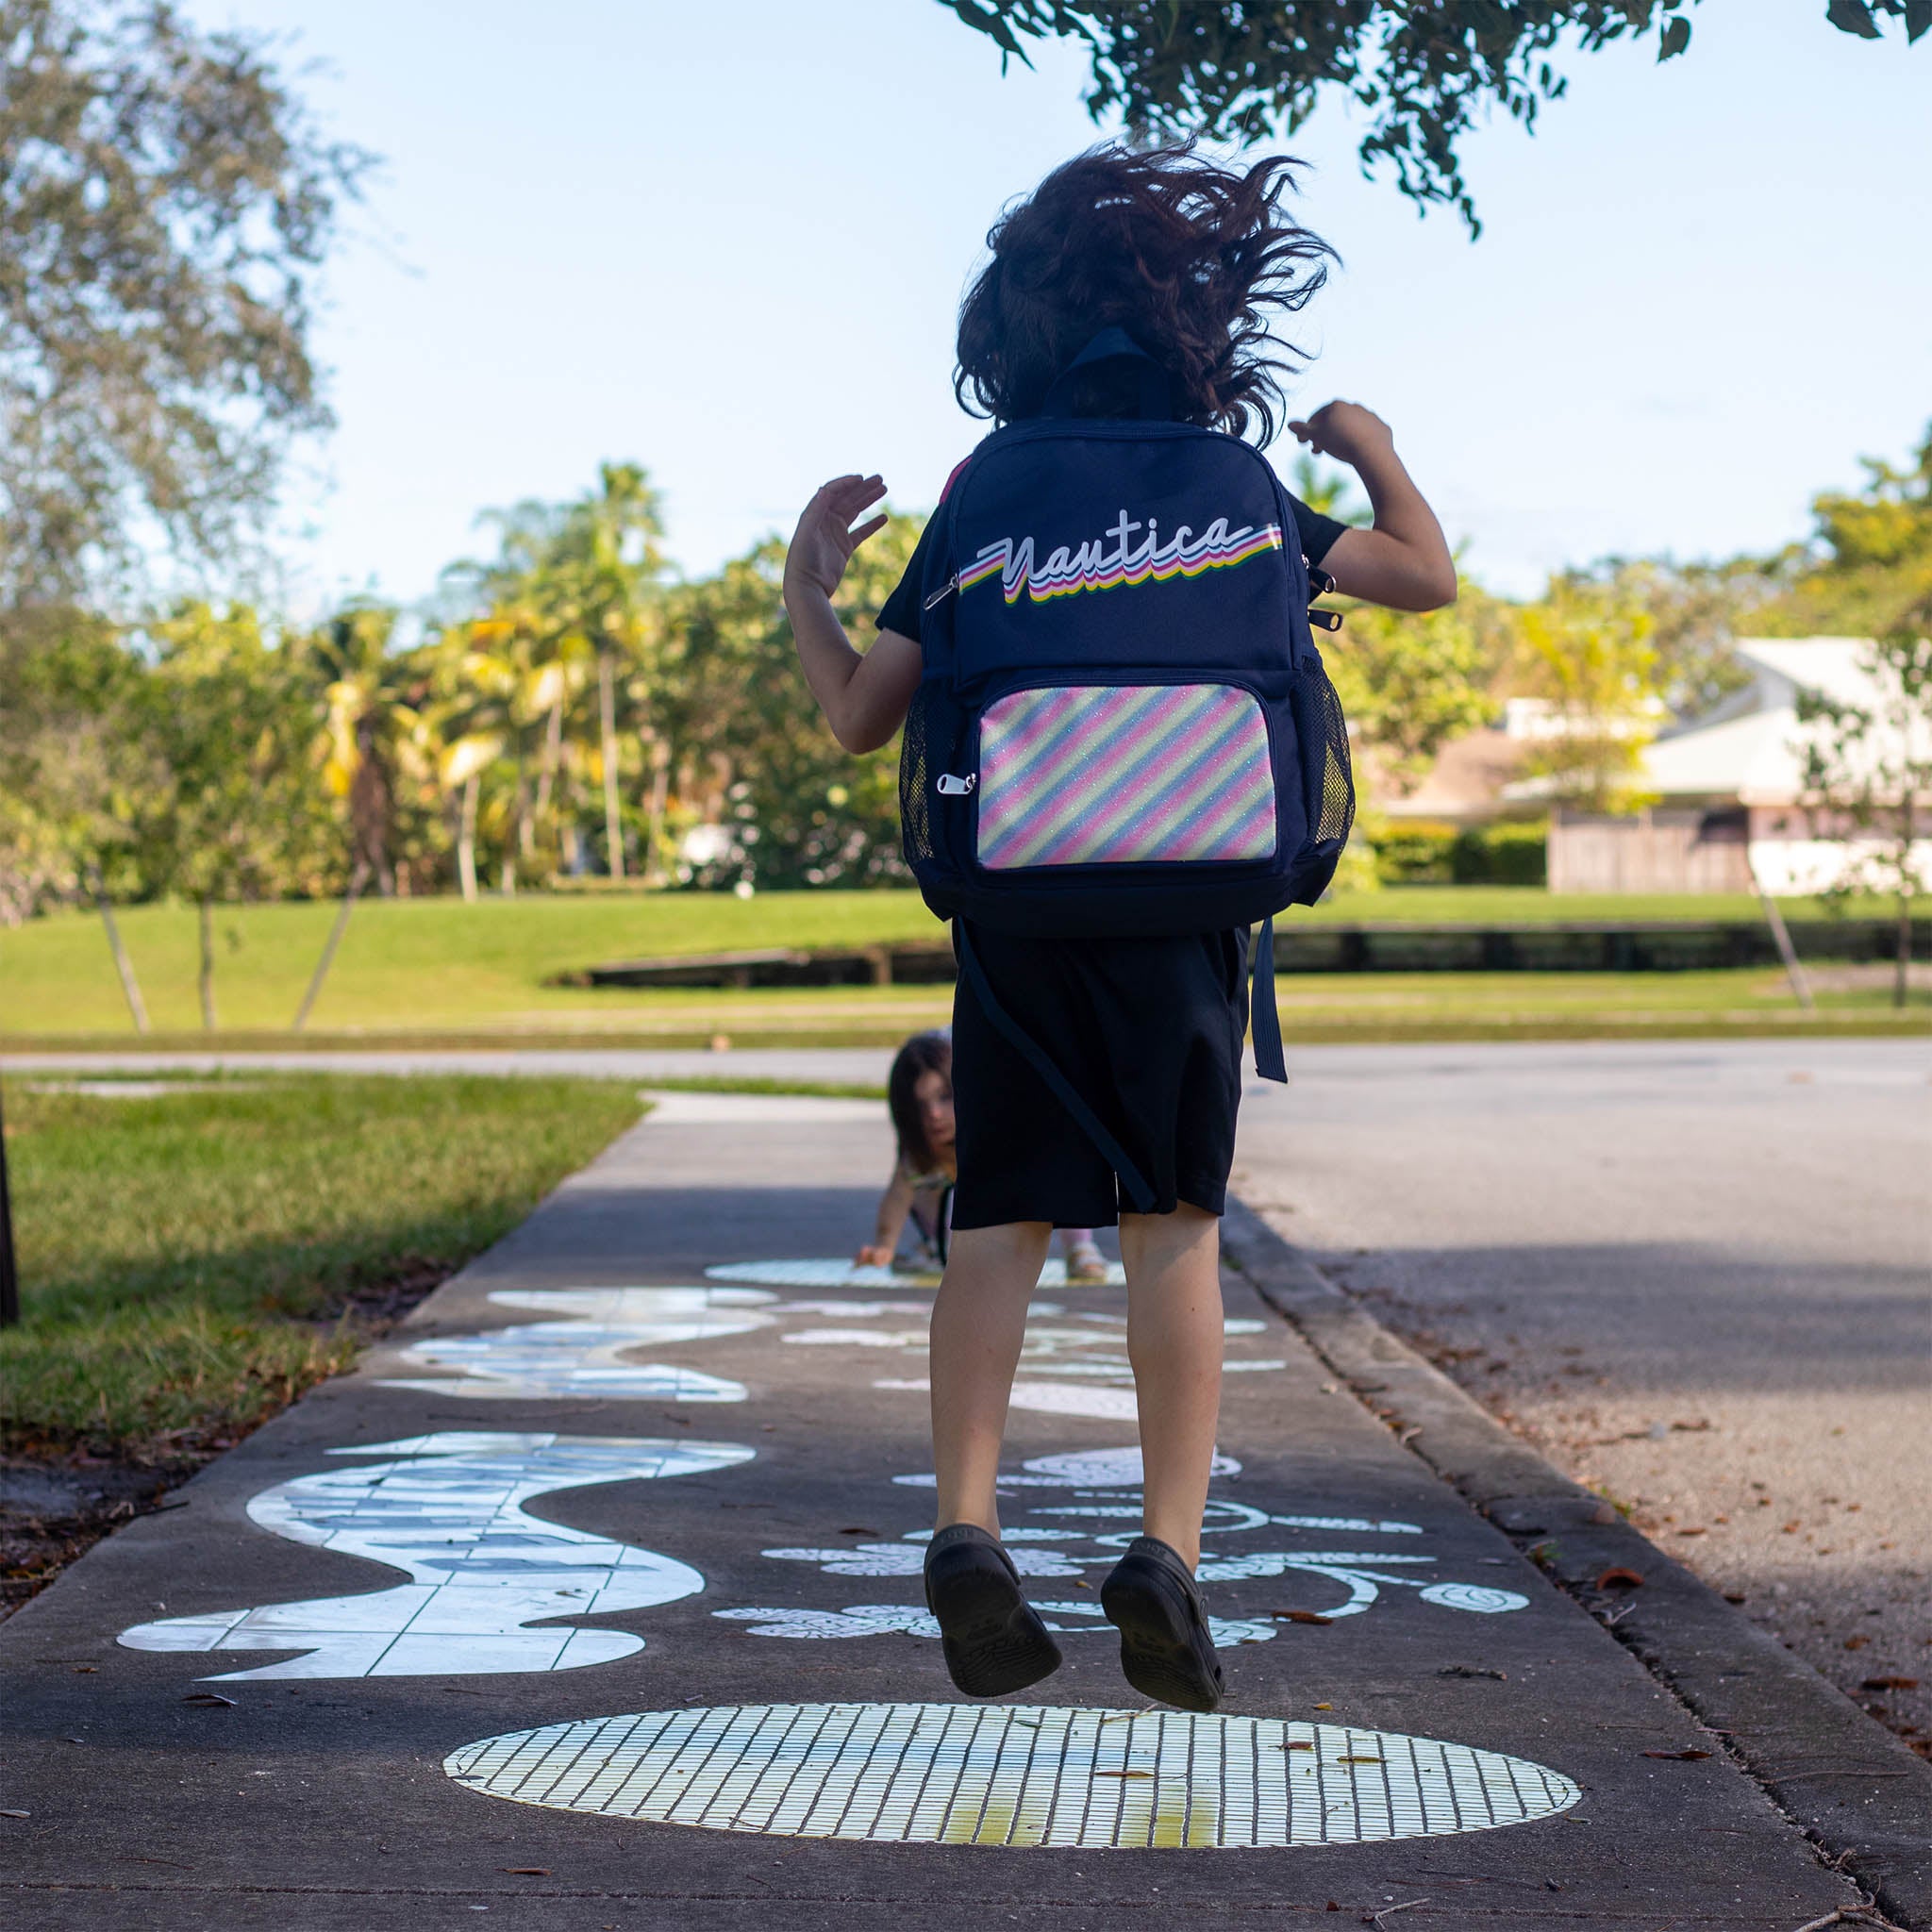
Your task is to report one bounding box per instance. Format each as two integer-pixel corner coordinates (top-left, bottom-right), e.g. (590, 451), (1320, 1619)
(936, 1), (1926, 232)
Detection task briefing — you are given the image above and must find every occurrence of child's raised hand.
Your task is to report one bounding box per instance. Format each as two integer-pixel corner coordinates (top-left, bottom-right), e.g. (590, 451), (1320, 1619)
(786, 475), (888, 602)
(1288, 402), (1395, 472)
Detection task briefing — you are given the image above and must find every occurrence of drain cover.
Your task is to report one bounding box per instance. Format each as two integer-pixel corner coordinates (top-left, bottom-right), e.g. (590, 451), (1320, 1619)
(446, 1703), (1577, 1846)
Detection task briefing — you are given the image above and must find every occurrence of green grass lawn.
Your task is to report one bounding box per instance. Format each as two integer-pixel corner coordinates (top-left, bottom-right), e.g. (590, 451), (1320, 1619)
(0, 1073), (642, 1452)
(1, 886), (1911, 1042)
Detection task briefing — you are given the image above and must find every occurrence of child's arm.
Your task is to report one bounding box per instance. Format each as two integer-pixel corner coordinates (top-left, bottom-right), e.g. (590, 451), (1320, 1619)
(1288, 404), (1457, 612)
(784, 474), (924, 755)
(858, 1162), (919, 1267)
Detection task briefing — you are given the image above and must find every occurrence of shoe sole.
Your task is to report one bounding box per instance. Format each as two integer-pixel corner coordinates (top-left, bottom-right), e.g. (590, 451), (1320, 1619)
(1100, 1562), (1224, 1713)
(925, 1543), (1062, 1699)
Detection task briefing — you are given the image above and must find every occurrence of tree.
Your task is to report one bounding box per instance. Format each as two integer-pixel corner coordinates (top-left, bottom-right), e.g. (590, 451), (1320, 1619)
(664, 516), (925, 892)
(1792, 597), (1932, 1008)
(1511, 575), (1662, 812)
(132, 603), (330, 1026)
(0, 1), (369, 606)
(1754, 421), (1932, 642)
(938, 1), (1926, 232)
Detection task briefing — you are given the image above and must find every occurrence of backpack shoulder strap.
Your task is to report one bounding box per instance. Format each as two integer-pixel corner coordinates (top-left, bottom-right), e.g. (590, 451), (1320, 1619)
(1250, 915), (1288, 1085)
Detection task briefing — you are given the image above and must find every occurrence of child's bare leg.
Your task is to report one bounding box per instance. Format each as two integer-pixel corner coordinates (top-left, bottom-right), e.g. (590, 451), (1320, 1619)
(929, 1221), (1052, 1534)
(1119, 1204), (1224, 1568)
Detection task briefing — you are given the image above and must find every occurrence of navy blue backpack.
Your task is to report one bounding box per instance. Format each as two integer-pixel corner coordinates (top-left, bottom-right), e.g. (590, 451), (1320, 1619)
(898, 332), (1355, 1186)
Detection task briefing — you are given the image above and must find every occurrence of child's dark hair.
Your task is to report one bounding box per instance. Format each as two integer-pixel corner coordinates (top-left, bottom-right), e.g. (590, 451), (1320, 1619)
(888, 1030), (952, 1173)
(955, 142), (1333, 447)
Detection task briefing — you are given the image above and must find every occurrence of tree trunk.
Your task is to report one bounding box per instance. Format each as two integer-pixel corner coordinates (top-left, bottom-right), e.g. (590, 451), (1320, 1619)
(514, 759), (534, 863)
(457, 773), (479, 904)
(643, 739), (672, 886)
(600, 653), (625, 880)
(197, 897), (218, 1031)
(535, 698), (563, 829)
(88, 869), (149, 1033)
(1898, 889), (1913, 1011)
(293, 861), (370, 1031)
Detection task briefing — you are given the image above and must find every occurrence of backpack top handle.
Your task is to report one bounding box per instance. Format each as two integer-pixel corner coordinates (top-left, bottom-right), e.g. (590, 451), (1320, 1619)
(1039, 326), (1174, 424)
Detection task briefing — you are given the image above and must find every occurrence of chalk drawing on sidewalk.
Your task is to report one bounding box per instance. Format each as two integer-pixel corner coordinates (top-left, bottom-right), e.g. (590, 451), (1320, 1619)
(707, 1257), (1127, 1290)
(375, 1286), (780, 1402)
(117, 1432), (753, 1680)
(710, 1445), (1526, 1641)
(445, 1703), (1580, 1845)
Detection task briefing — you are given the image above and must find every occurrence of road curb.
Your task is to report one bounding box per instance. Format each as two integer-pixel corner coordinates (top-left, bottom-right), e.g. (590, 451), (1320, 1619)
(1222, 1196), (1932, 1930)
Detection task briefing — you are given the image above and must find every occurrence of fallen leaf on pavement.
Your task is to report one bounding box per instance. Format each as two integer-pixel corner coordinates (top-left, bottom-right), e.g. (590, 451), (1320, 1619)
(1312, 1703), (1333, 1710)
(181, 1692), (236, 1707)
(501, 1868), (551, 1875)
(1861, 1676), (1919, 1690)
(0, 1809), (29, 1819)
(1641, 1749), (1712, 1760)
(838, 1527), (876, 1536)
(1596, 1567), (1644, 1590)
(1277, 1741), (1316, 1751)
(1091, 1770), (1154, 1779)
(1439, 1665), (1507, 1680)
(1674, 1526), (1707, 1536)
(1272, 1609), (1334, 1625)
(1844, 1635), (1872, 1650)
(1338, 1755), (1383, 1765)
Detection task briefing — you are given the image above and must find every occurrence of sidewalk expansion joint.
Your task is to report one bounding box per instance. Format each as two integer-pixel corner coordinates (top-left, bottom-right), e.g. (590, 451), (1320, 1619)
(1220, 1197), (1932, 1932)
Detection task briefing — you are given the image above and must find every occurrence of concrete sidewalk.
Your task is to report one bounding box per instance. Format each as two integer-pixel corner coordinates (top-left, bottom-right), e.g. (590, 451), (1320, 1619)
(0, 1092), (1905, 1927)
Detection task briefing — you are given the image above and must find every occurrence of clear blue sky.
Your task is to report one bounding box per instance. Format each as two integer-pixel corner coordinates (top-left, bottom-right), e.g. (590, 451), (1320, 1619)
(191, 0), (1930, 608)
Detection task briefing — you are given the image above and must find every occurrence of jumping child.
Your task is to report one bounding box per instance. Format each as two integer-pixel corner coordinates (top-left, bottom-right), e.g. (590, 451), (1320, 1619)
(858, 1030), (1108, 1282)
(784, 143), (1455, 1709)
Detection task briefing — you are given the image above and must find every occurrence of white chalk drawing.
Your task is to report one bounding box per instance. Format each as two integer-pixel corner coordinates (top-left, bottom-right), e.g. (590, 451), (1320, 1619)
(707, 1257), (1125, 1290)
(376, 1286), (781, 1402)
(445, 1703), (1581, 1846)
(714, 1601), (1278, 1648)
(117, 1432), (753, 1680)
(712, 1444), (1527, 1642)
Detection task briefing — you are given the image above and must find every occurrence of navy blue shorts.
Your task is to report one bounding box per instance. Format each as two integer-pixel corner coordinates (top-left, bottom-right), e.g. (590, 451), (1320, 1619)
(949, 924), (1249, 1229)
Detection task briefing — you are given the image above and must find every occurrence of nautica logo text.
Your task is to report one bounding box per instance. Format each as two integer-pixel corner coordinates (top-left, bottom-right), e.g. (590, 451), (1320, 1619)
(959, 509), (1284, 606)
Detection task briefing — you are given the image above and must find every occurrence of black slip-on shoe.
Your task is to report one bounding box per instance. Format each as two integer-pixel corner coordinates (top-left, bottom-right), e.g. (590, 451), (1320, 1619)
(1100, 1534), (1224, 1713)
(924, 1524), (1063, 1698)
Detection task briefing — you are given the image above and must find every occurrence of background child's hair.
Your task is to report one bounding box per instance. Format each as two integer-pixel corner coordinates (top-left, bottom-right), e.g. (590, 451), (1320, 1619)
(888, 1030), (953, 1173)
(955, 141), (1334, 447)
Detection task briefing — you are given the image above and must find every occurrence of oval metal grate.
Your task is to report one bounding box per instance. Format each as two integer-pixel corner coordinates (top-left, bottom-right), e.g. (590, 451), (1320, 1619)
(445, 1703), (1579, 1847)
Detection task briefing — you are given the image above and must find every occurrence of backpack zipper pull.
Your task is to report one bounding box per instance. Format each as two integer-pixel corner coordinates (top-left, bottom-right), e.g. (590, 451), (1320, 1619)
(923, 573), (959, 613)
(936, 773), (976, 797)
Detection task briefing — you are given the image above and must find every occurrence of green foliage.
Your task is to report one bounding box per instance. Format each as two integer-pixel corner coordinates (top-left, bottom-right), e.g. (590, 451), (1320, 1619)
(1511, 576), (1663, 812)
(667, 516), (925, 891)
(0, 0), (369, 601)
(1792, 593), (1932, 1005)
(1325, 587), (1512, 795)
(1373, 819), (1549, 888)
(933, 3), (1919, 232)
(1754, 423), (1932, 641)
(0, 1073), (641, 1449)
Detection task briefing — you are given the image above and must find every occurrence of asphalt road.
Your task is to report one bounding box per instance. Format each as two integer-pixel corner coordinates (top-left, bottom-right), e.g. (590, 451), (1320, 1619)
(1232, 1037), (1932, 1754)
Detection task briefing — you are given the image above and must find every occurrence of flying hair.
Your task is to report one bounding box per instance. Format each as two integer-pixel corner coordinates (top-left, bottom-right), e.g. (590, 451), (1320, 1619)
(954, 142), (1335, 447)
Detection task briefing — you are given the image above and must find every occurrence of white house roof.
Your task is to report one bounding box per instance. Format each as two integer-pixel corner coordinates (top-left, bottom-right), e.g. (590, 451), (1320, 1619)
(1641, 637), (1911, 807)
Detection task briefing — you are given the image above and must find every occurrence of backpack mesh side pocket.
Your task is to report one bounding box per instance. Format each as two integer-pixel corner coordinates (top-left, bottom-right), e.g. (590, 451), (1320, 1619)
(1305, 660), (1356, 849)
(899, 684), (937, 867)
